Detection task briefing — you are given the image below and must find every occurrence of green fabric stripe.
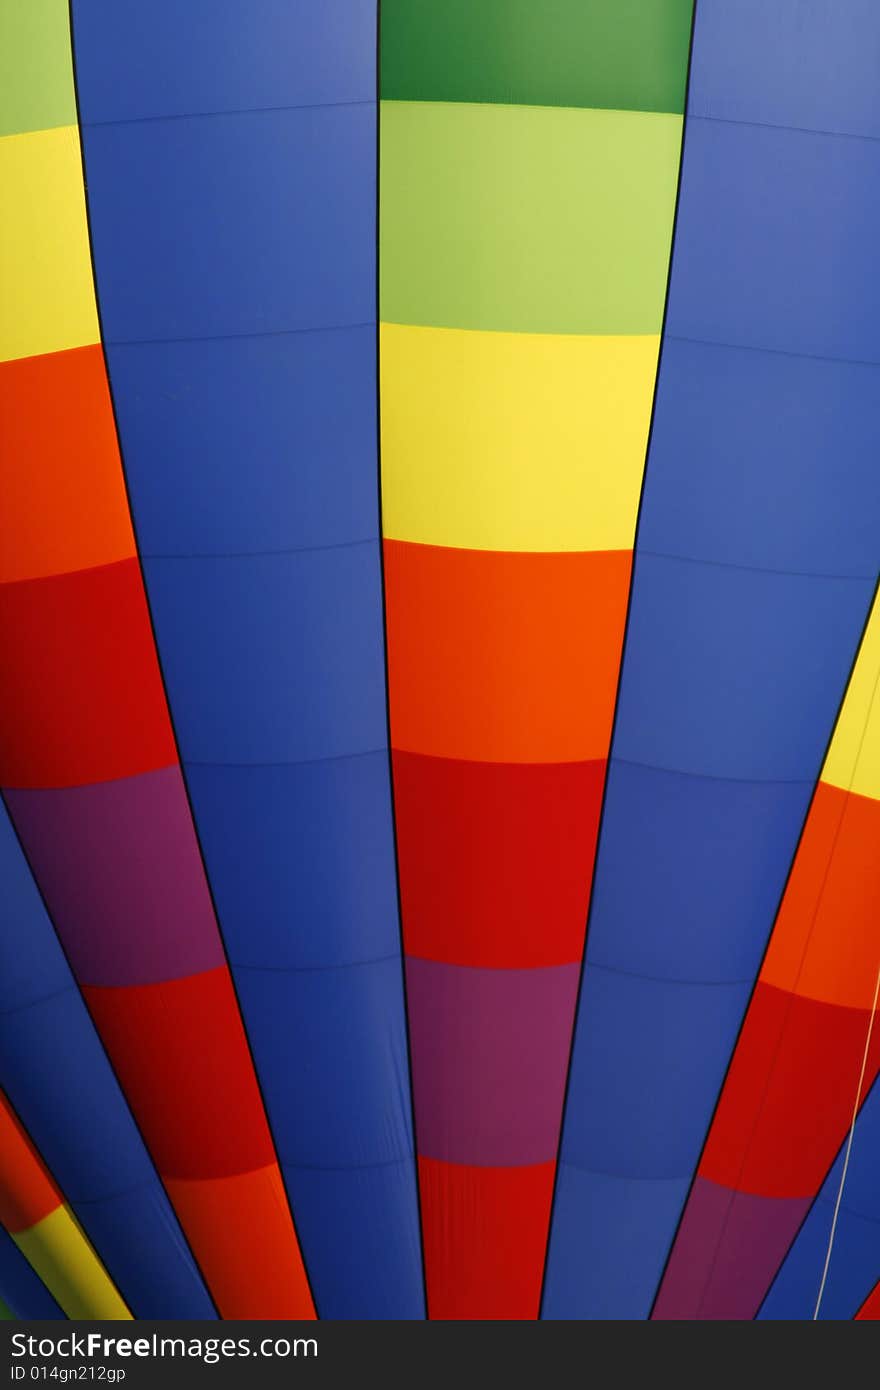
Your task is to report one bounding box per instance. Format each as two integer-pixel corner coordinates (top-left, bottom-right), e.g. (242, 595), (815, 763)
(0, 0), (76, 137)
(380, 101), (682, 335)
(380, 0), (693, 114)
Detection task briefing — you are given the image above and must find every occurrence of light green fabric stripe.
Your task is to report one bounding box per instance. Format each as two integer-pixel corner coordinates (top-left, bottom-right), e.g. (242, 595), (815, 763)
(0, 0), (76, 137)
(380, 101), (683, 335)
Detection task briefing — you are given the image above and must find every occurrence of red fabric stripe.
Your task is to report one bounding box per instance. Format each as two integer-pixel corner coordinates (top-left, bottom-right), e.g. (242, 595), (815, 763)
(700, 982), (880, 1197)
(394, 752), (604, 968)
(0, 1095), (62, 1232)
(857, 1280), (880, 1319)
(417, 1156), (554, 1319)
(83, 968), (276, 1181)
(0, 558), (175, 787)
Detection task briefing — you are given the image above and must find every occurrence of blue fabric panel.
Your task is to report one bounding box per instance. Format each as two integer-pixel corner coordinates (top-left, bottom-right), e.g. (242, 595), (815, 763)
(236, 961), (422, 1317)
(187, 756), (399, 971)
(760, 1079), (880, 1320)
(82, 105), (374, 344)
(282, 1163), (423, 1321)
(143, 547), (387, 766)
(73, 0), (376, 123)
(107, 329), (378, 559)
(542, 1165), (687, 1322)
(0, 809), (213, 1317)
(234, 959), (412, 1169)
(74, 1187), (210, 1322)
(614, 553), (871, 782)
(668, 118), (880, 362)
(586, 762), (812, 984)
(0, 1229), (63, 1320)
(560, 966), (750, 1182)
(73, 1), (422, 1317)
(689, 0), (880, 139)
(545, 0), (880, 1320)
(641, 338), (880, 579)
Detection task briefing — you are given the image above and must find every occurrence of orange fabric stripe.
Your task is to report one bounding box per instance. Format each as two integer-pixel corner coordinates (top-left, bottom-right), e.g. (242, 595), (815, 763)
(0, 346), (135, 584)
(0, 1095), (62, 1232)
(165, 1167), (315, 1319)
(384, 540), (631, 763)
(762, 782), (880, 1011)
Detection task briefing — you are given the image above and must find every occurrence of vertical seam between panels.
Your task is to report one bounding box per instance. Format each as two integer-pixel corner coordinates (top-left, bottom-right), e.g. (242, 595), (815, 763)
(651, 569), (880, 1320)
(0, 1228), (64, 1320)
(0, 790), (212, 1318)
(374, 0), (430, 1321)
(537, 0), (700, 1320)
(65, 0), (318, 1319)
(692, 635), (880, 1319)
(0, 1088), (134, 1317)
(755, 959), (880, 1311)
(853, 1259), (880, 1319)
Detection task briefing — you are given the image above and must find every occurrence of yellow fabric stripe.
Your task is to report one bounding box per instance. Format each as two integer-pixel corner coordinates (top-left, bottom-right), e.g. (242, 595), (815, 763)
(380, 322), (659, 552)
(822, 593), (880, 801)
(14, 1206), (131, 1320)
(0, 126), (99, 363)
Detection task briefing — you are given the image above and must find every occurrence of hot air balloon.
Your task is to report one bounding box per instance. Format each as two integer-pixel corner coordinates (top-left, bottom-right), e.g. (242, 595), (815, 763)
(0, 0), (878, 1325)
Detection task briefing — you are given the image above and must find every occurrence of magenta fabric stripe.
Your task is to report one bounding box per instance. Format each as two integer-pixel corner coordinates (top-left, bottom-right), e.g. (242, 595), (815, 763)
(405, 957), (579, 1167)
(652, 1176), (811, 1320)
(5, 766), (222, 985)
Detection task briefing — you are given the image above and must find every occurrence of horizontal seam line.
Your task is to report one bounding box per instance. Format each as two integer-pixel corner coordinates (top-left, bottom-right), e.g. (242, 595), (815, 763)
(0, 984), (79, 1017)
(233, 953), (400, 975)
(415, 1152), (558, 1170)
(611, 756), (814, 787)
(69, 1176), (167, 1208)
(690, 111), (880, 146)
(390, 749), (605, 772)
(559, 1160), (689, 1182)
(381, 97), (683, 119)
(667, 332), (880, 371)
(280, 1156), (413, 1173)
(0, 553), (139, 590)
(814, 1194), (880, 1227)
(106, 321), (373, 348)
(391, 747), (609, 767)
(585, 960), (753, 988)
(638, 548), (876, 583)
(380, 320), (661, 342)
(183, 747), (387, 770)
(2, 763), (178, 794)
(143, 537), (377, 562)
(405, 953), (578, 975)
(82, 98), (373, 129)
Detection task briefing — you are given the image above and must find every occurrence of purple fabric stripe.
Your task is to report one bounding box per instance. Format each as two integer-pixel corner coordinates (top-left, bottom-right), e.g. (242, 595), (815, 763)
(652, 1175), (811, 1320)
(405, 955), (579, 1167)
(5, 765), (223, 986)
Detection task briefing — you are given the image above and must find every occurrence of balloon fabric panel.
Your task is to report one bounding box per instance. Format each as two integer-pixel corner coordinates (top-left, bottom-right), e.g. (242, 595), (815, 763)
(380, 0), (692, 1317)
(70, 0), (422, 1319)
(545, 0), (880, 1320)
(0, 0), (313, 1319)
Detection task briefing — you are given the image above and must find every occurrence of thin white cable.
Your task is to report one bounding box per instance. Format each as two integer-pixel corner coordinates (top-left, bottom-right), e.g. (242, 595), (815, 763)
(813, 961), (880, 1320)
